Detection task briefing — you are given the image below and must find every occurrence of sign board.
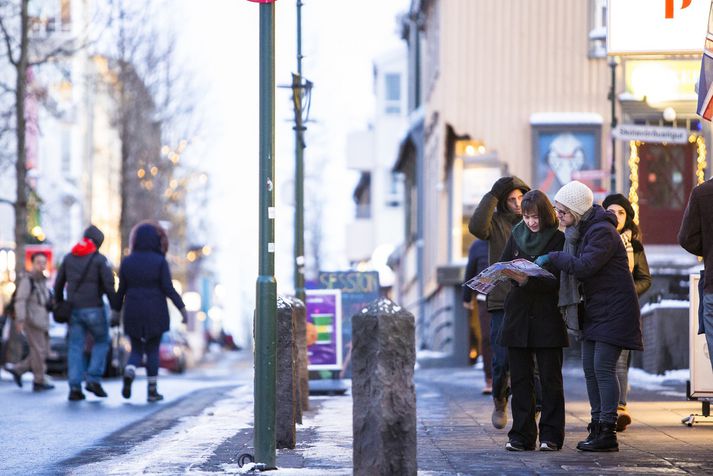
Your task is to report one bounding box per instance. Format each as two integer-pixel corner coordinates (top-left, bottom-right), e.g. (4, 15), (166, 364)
(305, 289), (342, 371)
(612, 125), (689, 144)
(689, 272), (713, 397)
(317, 271), (380, 377)
(608, 0), (711, 55)
(625, 59), (700, 103)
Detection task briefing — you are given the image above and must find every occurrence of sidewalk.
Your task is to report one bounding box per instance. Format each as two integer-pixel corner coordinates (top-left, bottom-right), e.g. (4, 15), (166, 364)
(64, 355), (713, 475)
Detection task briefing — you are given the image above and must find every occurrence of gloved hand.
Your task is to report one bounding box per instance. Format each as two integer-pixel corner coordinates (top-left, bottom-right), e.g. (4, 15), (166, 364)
(110, 310), (121, 327)
(534, 255), (550, 267)
(490, 176), (514, 200)
(179, 307), (188, 324)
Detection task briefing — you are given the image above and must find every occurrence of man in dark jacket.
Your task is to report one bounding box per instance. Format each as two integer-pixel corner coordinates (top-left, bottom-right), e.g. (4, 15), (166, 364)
(54, 225), (118, 401)
(468, 175), (531, 429)
(678, 178), (713, 371)
(463, 239), (492, 392)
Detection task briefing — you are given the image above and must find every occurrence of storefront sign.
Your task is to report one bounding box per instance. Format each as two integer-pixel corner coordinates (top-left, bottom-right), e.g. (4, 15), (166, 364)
(305, 289), (343, 371)
(625, 60), (700, 103)
(608, 0), (711, 55)
(613, 125), (689, 144)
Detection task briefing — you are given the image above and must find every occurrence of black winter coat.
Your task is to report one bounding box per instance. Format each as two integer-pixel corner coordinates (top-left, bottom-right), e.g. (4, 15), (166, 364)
(498, 230), (568, 348)
(115, 224), (185, 339)
(549, 205), (643, 350)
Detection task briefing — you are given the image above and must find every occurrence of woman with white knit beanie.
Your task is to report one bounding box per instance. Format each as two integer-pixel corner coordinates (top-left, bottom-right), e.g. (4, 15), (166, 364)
(533, 181), (642, 452)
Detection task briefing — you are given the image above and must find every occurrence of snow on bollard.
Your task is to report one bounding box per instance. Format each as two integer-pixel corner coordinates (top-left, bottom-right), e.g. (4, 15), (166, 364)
(276, 296), (297, 449)
(352, 298), (416, 476)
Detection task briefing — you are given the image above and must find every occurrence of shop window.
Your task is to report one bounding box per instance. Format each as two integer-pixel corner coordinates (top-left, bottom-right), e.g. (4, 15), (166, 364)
(384, 73), (401, 115)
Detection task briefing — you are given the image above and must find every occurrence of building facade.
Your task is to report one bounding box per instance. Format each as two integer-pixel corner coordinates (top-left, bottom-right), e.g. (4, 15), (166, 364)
(391, 0), (709, 360)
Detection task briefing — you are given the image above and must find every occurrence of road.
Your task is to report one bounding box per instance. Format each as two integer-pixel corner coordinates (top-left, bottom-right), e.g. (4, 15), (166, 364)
(0, 350), (250, 476)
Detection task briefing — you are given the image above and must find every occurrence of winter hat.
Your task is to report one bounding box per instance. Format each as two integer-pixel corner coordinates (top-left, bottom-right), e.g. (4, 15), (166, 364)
(554, 180), (594, 216)
(602, 193), (635, 221)
(83, 224), (105, 249)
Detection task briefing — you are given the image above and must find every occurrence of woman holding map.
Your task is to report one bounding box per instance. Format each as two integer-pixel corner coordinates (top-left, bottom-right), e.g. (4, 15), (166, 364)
(497, 189), (567, 452)
(535, 181), (643, 453)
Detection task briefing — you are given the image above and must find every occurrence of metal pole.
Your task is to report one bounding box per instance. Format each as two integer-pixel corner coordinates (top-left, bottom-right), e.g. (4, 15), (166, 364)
(293, 0), (306, 304)
(255, 1), (277, 468)
(609, 57), (618, 193)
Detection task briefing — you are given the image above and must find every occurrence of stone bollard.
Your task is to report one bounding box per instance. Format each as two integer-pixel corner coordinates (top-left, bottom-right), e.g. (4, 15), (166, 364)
(276, 296), (297, 449)
(352, 298), (417, 476)
(291, 297), (309, 417)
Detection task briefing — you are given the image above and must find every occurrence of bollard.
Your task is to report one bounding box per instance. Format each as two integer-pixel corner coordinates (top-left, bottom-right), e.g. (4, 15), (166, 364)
(352, 298), (417, 476)
(291, 297), (309, 418)
(276, 296), (297, 449)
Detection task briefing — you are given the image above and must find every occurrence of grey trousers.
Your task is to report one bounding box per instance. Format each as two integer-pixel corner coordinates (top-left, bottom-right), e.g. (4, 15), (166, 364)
(15, 324), (49, 384)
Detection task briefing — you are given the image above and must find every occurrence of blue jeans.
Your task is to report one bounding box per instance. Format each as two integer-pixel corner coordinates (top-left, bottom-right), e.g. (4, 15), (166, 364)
(128, 335), (162, 377)
(67, 307), (109, 388)
(582, 339), (622, 424)
(615, 349), (630, 406)
(704, 293), (713, 372)
(490, 310), (510, 402)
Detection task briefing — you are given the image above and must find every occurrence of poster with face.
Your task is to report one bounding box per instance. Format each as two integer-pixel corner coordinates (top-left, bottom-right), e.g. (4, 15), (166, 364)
(532, 125), (603, 200)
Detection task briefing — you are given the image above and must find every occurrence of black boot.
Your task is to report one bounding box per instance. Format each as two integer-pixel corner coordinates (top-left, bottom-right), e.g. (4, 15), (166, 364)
(147, 382), (164, 403)
(576, 421), (600, 450)
(579, 422), (618, 452)
(122, 367), (135, 399)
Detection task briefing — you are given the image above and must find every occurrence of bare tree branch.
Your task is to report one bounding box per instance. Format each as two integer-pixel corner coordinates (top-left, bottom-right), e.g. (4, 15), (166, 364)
(0, 14), (18, 66)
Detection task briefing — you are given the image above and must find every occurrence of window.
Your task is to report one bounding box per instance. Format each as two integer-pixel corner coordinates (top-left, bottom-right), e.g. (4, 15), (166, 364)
(384, 73), (401, 115)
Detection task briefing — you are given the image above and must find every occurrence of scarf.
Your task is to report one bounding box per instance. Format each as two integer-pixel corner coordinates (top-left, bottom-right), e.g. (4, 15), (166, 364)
(511, 220), (558, 257)
(620, 229), (635, 272)
(558, 208), (593, 339)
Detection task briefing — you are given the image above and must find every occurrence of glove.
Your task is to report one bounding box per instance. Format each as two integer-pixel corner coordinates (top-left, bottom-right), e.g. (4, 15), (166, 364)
(110, 310), (121, 327)
(534, 255), (550, 267)
(179, 307), (188, 324)
(490, 177), (514, 200)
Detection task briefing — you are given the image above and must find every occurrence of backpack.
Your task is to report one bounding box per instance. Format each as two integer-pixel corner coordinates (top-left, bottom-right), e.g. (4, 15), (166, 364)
(4, 278), (35, 320)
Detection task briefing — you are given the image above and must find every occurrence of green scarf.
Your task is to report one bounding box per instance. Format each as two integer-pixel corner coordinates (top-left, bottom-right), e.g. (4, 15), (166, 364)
(511, 220), (558, 257)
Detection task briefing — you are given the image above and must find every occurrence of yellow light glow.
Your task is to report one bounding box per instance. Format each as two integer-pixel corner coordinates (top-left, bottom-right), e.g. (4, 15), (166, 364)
(137, 168), (145, 178)
(201, 245), (212, 256)
(31, 226), (43, 237)
(150, 166), (158, 176)
(628, 141), (640, 224)
(161, 145), (170, 156)
(187, 251), (197, 262)
(695, 136), (707, 186)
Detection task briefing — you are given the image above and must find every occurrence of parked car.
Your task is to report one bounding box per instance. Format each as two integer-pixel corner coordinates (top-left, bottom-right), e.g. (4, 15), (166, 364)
(159, 330), (192, 373)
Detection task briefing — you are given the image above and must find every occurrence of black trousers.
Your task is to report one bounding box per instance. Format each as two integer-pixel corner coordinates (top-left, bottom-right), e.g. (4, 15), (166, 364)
(507, 347), (565, 448)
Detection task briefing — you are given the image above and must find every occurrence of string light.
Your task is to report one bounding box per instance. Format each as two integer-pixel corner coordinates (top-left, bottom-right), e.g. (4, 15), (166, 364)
(627, 140), (640, 225)
(695, 135), (707, 185)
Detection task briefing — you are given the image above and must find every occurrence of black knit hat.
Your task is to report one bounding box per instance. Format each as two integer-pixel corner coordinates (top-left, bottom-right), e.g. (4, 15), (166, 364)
(602, 193), (635, 221)
(83, 224), (105, 249)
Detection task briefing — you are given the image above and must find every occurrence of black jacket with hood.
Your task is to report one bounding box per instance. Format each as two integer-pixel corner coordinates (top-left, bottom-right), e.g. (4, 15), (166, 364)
(468, 176), (531, 311)
(54, 225), (118, 310)
(115, 223), (185, 339)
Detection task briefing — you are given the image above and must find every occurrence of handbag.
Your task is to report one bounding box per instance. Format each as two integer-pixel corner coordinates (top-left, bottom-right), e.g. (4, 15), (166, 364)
(53, 253), (96, 324)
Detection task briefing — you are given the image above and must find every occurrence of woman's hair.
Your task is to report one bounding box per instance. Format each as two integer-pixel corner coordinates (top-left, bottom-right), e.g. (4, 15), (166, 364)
(521, 190), (558, 229)
(555, 202), (584, 226)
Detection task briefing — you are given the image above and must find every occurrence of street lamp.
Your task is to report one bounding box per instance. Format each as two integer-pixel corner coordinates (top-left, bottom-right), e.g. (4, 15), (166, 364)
(608, 56), (619, 193)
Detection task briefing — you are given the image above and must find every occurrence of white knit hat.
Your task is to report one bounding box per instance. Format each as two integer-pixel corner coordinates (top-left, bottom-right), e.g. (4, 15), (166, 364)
(554, 180), (594, 216)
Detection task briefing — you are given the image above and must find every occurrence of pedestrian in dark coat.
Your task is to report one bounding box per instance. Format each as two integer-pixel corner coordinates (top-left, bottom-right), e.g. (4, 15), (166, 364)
(468, 175), (531, 429)
(498, 190), (567, 452)
(603, 193), (652, 432)
(463, 239), (493, 393)
(536, 181), (642, 453)
(113, 221), (187, 402)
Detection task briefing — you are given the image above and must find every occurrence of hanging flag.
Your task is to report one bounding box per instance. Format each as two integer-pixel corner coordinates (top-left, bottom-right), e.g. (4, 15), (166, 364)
(698, 1), (713, 121)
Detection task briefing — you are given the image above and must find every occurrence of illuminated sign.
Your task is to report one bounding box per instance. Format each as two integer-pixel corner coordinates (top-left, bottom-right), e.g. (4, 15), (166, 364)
(625, 59), (700, 103)
(608, 0), (711, 55)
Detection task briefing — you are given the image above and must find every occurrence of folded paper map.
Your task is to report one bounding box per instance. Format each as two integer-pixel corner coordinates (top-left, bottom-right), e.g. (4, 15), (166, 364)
(463, 258), (555, 295)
